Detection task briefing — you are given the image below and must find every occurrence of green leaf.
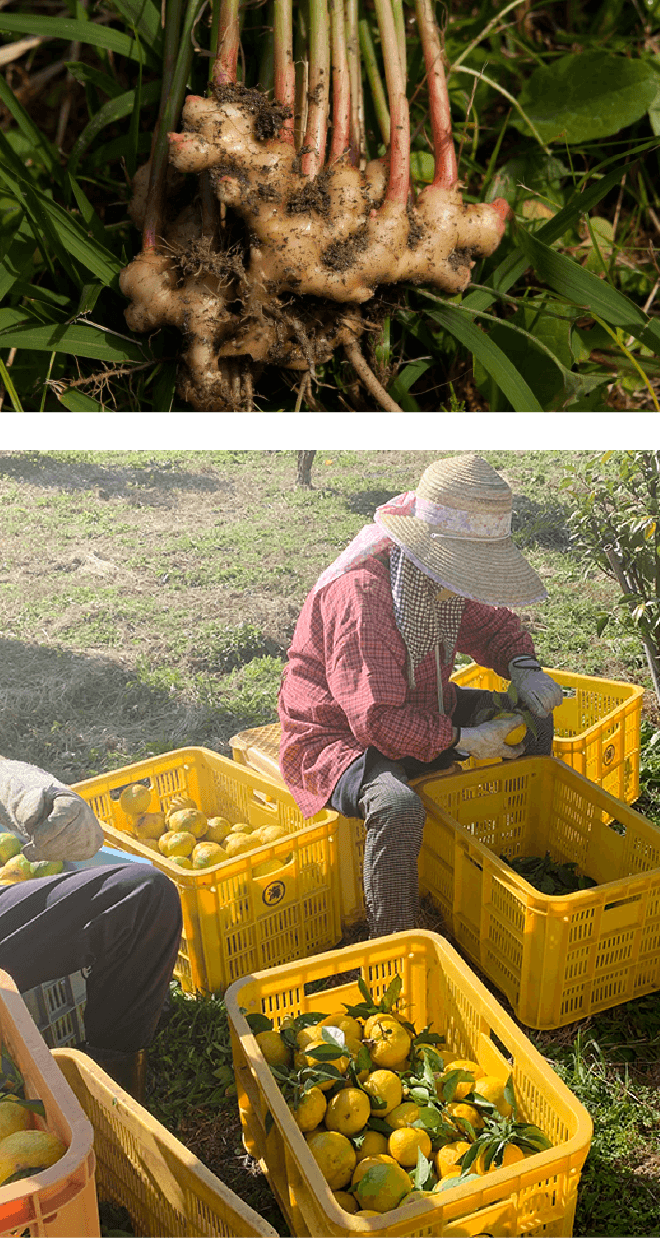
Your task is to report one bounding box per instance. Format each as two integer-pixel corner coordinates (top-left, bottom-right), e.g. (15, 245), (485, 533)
(245, 1012), (273, 1034)
(0, 14), (158, 65)
(516, 225), (660, 356)
(387, 358), (431, 413)
(0, 77), (60, 178)
(0, 320), (146, 363)
(105, 0), (165, 54)
(0, 358), (24, 411)
(67, 78), (162, 176)
(410, 151), (435, 184)
(515, 53), (659, 144)
(423, 301), (543, 411)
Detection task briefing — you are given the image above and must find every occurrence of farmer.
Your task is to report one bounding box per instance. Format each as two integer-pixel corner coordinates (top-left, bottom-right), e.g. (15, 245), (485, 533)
(278, 454), (563, 939)
(0, 757), (182, 1100)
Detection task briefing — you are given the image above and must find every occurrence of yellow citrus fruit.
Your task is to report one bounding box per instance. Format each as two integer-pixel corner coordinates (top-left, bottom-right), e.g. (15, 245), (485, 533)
(388, 1127), (432, 1167)
(355, 1211), (381, 1217)
(351, 1154), (398, 1187)
(205, 816), (232, 843)
(473, 1075), (513, 1118)
(363, 1011), (401, 1038)
(223, 834), (255, 858)
(321, 1013), (363, 1041)
(255, 1029), (291, 1069)
(165, 794), (197, 821)
(297, 1024), (323, 1049)
(168, 808), (208, 839)
(438, 1059), (484, 1100)
(332, 1190), (359, 1214)
(0, 1130), (67, 1186)
(0, 1098), (31, 1139)
(231, 821), (256, 834)
(158, 831), (196, 858)
(432, 1168), (461, 1190)
(3, 855), (33, 880)
(0, 836), (22, 865)
(294, 1038), (350, 1085)
(168, 855), (193, 869)
(362, 1070), (402, 1116)
(191, 841), (225, 869)
(493, 712), (527, 745)
(475, 1143), (525, 1174)
(259, 825), (287, 844)
(398, 1189), (433, 1207)
(355, 1130), (388, 1162)
(120, 783), (151, 815)
(365, 1016), (411, 1070)
(324, 1088), (371, 1136)
(435, 1141), (471, 1178)
(289, 1087), (327, 1132)
(446, 1102), (484, 1130)
(132, 811), (166, 839)
(354, 1160), (412, 1213)
(387, 1101), (421, 1130)
(306, 1130), (356, 1189)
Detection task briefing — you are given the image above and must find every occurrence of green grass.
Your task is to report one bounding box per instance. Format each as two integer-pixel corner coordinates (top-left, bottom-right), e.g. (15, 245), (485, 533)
(1, 2), (659, 410)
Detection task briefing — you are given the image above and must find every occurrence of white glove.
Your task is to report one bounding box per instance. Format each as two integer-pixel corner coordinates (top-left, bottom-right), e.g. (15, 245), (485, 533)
(455, 716), (526, 762)
(0, 759), (104, 861)
(508, 657), (563, 718)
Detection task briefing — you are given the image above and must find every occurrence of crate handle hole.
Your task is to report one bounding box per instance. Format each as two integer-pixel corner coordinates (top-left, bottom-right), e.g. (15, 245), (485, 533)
(303, 967), (362, 997)
(251, 790), (278, 814)
(109, 777), (151, 801)
(604, 893), (642, 912)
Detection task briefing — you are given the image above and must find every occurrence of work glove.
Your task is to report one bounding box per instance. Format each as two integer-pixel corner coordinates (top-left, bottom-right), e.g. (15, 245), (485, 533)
(0, 759), (104, 861)
(455, 716), (526, 762)
(508, 656), (563, 718)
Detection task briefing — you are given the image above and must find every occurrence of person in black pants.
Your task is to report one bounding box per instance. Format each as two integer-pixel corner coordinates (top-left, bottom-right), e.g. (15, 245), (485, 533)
(0, 758), (182, 1101)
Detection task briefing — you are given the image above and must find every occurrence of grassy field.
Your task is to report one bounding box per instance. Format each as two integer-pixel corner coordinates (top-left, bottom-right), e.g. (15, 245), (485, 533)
(1, 447), (660, 1237)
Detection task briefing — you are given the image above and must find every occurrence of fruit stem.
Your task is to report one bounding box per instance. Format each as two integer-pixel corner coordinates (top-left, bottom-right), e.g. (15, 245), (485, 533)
(414, 0), (457, 189)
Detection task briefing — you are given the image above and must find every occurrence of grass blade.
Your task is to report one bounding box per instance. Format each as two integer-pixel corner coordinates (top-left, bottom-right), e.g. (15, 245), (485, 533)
(103, 0), (164, 54)
(0, 14), (158, 65)
(423, 302), (543, 411)
(67, 79), (162, 175)
(0, 76), (60, 178)
(0, 359), (24, 411)
(0, 320), (146, 363)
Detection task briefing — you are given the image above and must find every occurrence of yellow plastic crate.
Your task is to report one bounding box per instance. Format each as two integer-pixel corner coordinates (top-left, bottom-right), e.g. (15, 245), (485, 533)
(451, 663), (644, 803)
(224, 931), (592, 1238)
(73, 747), (341, 995)
(417, 756), (660, 1029)
(231, 723), (367, 927)
(53, 1049), (279, 1237)
(0, 972), (100, 1238)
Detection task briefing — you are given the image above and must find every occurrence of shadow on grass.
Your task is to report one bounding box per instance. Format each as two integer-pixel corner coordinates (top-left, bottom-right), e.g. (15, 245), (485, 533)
(0, 452), (232, 501)
(512, 492), (572, 550)
(0, 636), (253, 782)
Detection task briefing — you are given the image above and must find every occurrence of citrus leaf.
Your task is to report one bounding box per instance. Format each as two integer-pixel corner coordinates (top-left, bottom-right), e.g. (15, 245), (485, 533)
(425, 302), (543, 411)
(245, 1012), (273, 1034)
(515, 53), (659, 144)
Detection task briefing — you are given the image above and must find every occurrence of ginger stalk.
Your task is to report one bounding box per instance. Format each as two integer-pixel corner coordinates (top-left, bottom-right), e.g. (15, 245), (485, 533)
(119, 0), (512, 411)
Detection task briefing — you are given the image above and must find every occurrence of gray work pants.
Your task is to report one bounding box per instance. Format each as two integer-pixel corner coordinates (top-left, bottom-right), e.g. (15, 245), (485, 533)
(359, 687), (554, 938)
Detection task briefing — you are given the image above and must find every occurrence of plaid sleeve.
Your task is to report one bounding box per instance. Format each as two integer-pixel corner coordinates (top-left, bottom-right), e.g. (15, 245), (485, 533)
(321, 571), (455, 761)
(457, 602), (536, 677)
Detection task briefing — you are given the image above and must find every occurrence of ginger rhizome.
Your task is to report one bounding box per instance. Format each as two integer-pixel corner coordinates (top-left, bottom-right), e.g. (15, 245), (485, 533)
(119, 0), (510, 411)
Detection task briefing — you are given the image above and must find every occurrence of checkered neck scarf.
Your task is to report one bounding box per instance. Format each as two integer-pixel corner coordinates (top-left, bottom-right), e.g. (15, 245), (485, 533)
(390, 547), (465, 705)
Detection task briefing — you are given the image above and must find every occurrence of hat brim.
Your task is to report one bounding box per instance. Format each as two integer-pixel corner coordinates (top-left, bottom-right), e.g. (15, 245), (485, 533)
(376, 512), (547, 607)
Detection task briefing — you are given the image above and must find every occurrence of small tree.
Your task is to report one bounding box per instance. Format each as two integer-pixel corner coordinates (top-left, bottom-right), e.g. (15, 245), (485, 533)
(564, 451), (660, 704)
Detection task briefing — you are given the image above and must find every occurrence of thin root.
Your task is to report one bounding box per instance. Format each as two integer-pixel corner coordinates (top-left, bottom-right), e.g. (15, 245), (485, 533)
(344, 341), (402, 411)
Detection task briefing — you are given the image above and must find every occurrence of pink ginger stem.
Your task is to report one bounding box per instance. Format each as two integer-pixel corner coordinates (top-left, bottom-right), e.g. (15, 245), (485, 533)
(301, 0), (330, 177)
(373, 0), (409, 206)
(212, 0), (240, 87)
(327, 0), (351, 163)
(344, 0), (362, 164)
(274, 0), (295, 143)
(414, 0), (457, 188)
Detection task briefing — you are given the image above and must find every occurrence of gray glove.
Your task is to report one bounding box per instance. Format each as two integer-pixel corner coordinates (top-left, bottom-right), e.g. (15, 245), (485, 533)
(508, 656), (563, 718)
(0, 759), (104, 861)
(455, 716), (526, 762)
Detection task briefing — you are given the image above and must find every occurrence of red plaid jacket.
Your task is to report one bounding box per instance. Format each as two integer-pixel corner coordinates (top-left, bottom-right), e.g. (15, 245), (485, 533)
(278, 556), (535, 817)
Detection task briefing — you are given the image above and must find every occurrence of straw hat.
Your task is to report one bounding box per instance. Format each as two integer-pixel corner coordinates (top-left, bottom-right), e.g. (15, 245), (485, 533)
(375, 454), (547, 606)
